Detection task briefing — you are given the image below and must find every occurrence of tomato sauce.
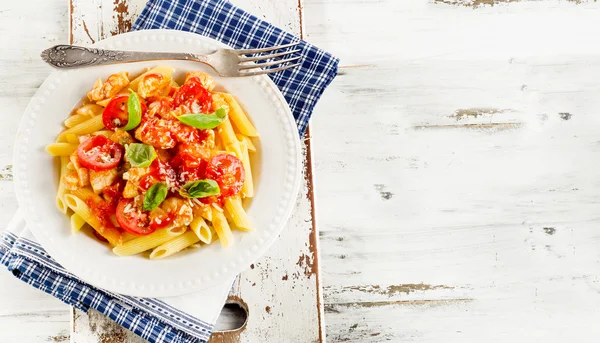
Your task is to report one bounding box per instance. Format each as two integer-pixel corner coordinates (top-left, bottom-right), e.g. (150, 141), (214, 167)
(85, 198), (116, 230)
(139, 158), (178, 191)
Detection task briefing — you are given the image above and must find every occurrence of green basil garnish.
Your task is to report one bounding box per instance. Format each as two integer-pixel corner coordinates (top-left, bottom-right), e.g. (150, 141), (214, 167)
(125, 143), (157, 168)
(123, 90), (142, 130)
(143, 182), (168, 211)
(179, 180), (220, 198)
(176, 108), (227, 130)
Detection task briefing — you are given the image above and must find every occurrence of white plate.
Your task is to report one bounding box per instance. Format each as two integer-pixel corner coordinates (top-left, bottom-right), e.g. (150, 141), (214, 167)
(13, 30), (302, 297)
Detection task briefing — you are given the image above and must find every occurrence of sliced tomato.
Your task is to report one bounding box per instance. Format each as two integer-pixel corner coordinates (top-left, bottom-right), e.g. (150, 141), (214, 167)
(77, 135), (124, 171)
(205, 154), (245, 197)
(102, 95), (129, 130)
(115, 198), (153, 235)
(172, 77), (212, 113)
(102, 94), (147, 130)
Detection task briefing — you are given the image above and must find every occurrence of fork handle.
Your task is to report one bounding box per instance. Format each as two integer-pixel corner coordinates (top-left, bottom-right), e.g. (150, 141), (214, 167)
(41, 45), (209, 69)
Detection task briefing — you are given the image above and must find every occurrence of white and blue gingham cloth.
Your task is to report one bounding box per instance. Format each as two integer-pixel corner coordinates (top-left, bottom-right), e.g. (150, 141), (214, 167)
(0, 0), (339, 342)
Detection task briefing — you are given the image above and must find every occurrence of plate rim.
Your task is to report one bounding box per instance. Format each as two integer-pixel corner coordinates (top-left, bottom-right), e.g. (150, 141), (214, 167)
(13, 29), (302, 297)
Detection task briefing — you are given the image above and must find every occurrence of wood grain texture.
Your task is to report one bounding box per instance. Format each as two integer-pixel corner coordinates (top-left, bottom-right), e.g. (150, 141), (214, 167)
(68, 0), (323, 343)
(5, 0), (600, 342)
(305, 0), (600, 341)
(0, 1), (72, 342)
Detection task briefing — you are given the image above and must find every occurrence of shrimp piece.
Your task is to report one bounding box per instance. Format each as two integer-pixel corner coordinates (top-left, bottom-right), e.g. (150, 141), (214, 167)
(87, 72), (130, 102)
(147, 96), (174, 119)
(185, 71), (215, 91)
(138, 73), (172, 99)
(134, 117), (176, 149)
(150, 197), (193, 228)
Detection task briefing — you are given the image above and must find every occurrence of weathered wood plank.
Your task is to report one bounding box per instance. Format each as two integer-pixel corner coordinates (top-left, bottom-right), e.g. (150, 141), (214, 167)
(8, 0), (600, 342)
(305, 0), (600, 341)
(69, 0), (323, 342)
(0, 1), (71, 342)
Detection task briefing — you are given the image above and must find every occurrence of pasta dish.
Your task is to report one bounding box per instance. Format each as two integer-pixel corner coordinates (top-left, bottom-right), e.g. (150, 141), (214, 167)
(45, 66), (257, 259)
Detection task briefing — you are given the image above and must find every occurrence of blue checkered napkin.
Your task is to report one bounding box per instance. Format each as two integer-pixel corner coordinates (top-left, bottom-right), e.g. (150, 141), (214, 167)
(133, 0), (340, 135)
(1, 211), (216, 343)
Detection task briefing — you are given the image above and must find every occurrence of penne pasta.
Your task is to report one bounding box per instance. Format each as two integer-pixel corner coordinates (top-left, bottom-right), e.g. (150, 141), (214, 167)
(96, 97), (116, 107)
(64, 114), (90, 128)
(122, 232), (141, 243)
(130, 66), (176, 91)
(56, 156), (69, 214)
(218, 92), (259, 137)
(192, 201), (212, 221)
(75, 104), (104, 116)
(216, 117), (243, 159)
(208, 226), (218, 244)
(236, 134), (256, 152)
(190, 216), (212, 244)
(65, 134), (80, 144)
(214, 131), (224, 150)
(64, 194), (122, 246)
(112, 226), (186, 256)
(224, 196), (252, 231)
(239, 140), (254, 198)
(149, 231), (200, 260)
(45, 143), (79, 157)
(70, 187), (103, 203)
(211, 207), (233, 247)
(57, 115), (104, 142)
(92, 130), (113, 138)
(70, 213), (86, 233)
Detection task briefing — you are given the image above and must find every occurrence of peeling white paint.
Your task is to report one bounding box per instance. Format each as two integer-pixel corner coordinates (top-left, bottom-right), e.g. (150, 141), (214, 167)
(4, 0), (600, 342)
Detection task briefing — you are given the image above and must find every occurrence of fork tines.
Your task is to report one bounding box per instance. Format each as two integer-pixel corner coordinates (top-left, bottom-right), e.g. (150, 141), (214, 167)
(237, 42), (302, 76)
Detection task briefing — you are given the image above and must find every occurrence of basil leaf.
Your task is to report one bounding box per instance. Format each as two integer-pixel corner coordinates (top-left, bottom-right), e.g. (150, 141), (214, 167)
(179, 180), (220, 198)
(176, 108), (227, 129)
(143, 182), (168, 211)
(125, 143), (157, 168)
(123, 90), (142, 130)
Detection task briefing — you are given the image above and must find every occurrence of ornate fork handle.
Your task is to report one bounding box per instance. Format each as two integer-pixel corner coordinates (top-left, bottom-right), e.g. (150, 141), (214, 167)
(41, 45), (209, 69)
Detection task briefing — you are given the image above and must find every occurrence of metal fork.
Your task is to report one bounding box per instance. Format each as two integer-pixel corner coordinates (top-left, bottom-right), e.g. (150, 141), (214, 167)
(40, 42), (301, 77)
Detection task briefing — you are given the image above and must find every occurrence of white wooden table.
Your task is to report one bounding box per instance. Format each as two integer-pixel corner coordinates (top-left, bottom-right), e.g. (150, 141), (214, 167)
(3, 0), (600, 342)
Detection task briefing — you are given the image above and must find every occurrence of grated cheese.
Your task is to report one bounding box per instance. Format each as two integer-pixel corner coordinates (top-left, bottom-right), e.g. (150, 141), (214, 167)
(123, 203), (133, 214)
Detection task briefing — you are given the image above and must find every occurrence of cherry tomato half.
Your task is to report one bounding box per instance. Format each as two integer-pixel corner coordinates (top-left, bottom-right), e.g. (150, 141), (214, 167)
(77, 135), (124, 171)
(102, 94), (147, 131)
(205, 154), (245, 197)
(115, 198), (154, 236)
(102, 95), (129, 130)
(172, 77), (212, 113)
